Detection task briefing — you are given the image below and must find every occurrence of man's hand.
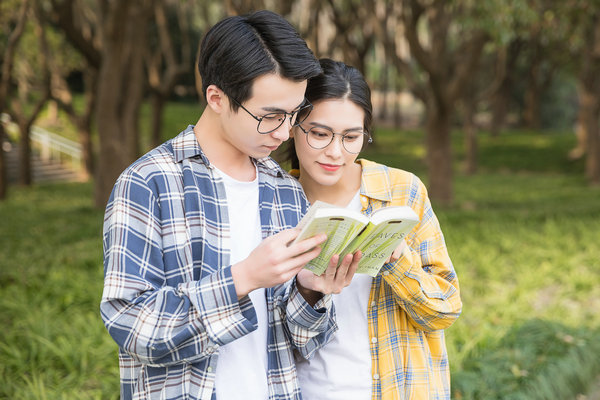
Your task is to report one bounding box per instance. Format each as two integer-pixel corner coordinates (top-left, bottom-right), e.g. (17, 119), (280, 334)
(295, 251), (362, 306)
(231, 229), (327, 298)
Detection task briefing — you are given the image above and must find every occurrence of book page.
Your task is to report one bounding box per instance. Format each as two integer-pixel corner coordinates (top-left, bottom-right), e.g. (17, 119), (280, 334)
(343, 206), (419, 277)
(300, 215), (368, 276)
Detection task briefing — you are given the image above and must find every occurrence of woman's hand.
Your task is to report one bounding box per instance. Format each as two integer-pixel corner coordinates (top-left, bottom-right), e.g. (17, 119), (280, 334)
(386, 239), (407, 264)
(295, 251), (362, 306)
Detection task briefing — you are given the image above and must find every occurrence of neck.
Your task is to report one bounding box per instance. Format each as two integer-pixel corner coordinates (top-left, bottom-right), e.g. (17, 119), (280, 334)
(193, 109), (255, 181)
(299, 161), (362, 206)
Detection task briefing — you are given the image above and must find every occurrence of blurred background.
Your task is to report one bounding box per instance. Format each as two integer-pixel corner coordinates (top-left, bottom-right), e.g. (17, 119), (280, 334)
(1, 0), (599, 399)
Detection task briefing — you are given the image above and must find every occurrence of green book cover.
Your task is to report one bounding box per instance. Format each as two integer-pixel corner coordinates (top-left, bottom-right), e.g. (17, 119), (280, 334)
(293, 201), (419, 276)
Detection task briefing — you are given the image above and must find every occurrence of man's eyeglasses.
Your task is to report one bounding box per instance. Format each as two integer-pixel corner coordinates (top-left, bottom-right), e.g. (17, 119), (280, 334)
(229, 96), (313, 134)
(297, 124), (372, 154)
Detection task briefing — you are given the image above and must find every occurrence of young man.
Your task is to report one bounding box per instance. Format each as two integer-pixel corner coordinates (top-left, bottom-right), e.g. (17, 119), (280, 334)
(101, 10), (359, 400)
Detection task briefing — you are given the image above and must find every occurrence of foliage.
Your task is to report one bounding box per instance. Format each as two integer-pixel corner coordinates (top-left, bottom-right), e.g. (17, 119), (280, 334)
(2, 102), (600, 397)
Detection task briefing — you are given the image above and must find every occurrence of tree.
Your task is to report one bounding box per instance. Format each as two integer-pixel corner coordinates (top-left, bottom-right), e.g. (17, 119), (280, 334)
(0, 0), (29, 198)
(5, 0), (51, 186)
(50, 0), (153, 207)
(578, 8), (600, 184)
(146, 0), (194, 147)
(398, 0), (489, 205)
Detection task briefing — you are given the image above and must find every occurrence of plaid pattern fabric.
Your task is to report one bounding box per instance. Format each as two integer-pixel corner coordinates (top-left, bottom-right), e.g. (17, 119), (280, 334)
(357, 159), (462, 400)
(101, 126), (335, 400)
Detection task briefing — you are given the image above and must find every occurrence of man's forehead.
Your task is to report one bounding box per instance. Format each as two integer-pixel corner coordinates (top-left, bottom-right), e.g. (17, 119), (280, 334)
(247, 74), (307, 111)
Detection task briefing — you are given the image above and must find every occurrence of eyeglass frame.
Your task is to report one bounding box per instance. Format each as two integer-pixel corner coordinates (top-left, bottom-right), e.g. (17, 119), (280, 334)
(227, 95), (314, 134)
(297, 124), (373, 154)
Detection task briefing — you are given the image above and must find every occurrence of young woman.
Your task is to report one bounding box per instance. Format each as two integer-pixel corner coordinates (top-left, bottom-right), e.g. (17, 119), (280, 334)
(285, 59), (462, 399)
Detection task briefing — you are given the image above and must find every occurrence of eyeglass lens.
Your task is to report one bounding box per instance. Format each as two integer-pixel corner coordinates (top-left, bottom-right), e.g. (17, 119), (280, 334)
(257, 104), (312, 134)
(305, 127), (366, 153)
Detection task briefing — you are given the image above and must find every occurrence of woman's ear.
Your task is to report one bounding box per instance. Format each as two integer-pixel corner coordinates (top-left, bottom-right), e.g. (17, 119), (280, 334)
(205, 84), (227, 113)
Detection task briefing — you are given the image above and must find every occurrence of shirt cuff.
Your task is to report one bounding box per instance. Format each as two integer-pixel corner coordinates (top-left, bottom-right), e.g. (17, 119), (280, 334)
(286, 282), (332, 332)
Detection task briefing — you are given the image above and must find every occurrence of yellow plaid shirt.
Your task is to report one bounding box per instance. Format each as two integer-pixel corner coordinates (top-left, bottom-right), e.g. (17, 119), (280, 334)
(292, 159), (462, 399)
(358, 159), (461, 400)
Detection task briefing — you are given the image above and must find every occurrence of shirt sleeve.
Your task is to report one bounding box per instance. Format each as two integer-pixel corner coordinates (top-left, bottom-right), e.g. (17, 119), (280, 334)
(379, 175), (462, 331)
(100, 169), (257, 367)
(283, 281), (336, 359)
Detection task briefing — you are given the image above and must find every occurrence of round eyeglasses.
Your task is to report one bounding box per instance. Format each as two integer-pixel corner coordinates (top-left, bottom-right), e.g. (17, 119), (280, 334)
(297, 125), (372, 154)
(228, 96), (313, 134)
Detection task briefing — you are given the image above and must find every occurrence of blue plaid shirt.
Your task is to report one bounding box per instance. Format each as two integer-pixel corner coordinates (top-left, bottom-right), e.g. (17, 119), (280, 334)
(101, 126), (335, 400)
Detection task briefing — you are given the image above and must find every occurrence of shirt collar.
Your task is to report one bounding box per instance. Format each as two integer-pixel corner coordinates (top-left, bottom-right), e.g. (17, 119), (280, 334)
(171, 125), (285, 178)
(357, 159), (393, 202)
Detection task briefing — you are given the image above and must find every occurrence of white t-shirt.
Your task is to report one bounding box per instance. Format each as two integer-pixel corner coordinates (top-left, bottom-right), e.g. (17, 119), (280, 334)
(297, 191), (374, 399)
(213, 165), (268, 400)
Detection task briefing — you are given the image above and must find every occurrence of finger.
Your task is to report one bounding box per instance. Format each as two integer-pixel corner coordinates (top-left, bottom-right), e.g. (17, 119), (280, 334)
(345, 252), (361, 280)
(275, 247), (324, 284)
(323, 254), (340, 278)
(287, 233), (327, 256)
(334, 253), (353, 280)
(272, 228), (300, 244)
(284, 245), (323, 274)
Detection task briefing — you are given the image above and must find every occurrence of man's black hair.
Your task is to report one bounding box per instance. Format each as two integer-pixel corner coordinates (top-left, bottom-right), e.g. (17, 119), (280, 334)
(198, 10), (322, 111)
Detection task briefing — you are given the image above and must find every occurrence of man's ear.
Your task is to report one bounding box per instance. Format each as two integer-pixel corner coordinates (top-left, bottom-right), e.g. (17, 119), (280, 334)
(205, 84), (227, 113)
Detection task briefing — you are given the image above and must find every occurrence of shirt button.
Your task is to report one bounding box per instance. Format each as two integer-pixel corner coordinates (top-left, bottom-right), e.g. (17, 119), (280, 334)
(370, 301), (376, 307)
(383, 271), (390, 276)
(207, 366), (213, 372)
(373, 374), (380, 380)
(371, 337), (377, 344)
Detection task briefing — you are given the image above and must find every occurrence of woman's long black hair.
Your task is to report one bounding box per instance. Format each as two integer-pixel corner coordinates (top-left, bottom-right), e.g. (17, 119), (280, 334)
(279, 58), (373, 169)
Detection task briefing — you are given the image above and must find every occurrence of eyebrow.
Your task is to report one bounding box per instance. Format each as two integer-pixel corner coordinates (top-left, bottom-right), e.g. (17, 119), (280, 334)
(308, 122), (364, 133)
(261, 99), (306, 113)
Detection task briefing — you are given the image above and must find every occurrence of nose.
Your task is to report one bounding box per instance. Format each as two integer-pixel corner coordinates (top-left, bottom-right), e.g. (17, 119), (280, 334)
(325, 134), (344, 157)
(270, 117), (293, 141)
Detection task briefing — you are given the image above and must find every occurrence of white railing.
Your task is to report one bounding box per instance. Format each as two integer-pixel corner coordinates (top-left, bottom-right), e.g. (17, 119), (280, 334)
(1, 112), (82, 169)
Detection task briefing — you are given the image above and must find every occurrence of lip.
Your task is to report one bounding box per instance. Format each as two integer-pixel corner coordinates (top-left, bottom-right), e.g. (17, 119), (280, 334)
(264, 144), (280, 152)
(318, 162), (342, 172)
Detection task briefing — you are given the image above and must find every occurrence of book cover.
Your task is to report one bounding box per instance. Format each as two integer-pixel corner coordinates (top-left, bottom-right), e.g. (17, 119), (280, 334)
(293, 201), (419, 277)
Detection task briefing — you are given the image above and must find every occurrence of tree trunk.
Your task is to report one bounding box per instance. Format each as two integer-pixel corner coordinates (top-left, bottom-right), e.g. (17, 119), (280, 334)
(490, 83), (509, 137)
(94, 2), (150, 208)
(0, 124), (7, 199)
(380, 66), (389, 121)
(0, 0), (29, 199)
(17, 120), (32, 186)
(523, 80), (541, 130)
(579, 87), (600, 184)
(425, 102), (453, 205)
(78, 123), (93, 181)
(579, 12), (600, 185)
(394, 87), (403, 128)
(150, 93), (165, 148)
(463, 100), (478, 175)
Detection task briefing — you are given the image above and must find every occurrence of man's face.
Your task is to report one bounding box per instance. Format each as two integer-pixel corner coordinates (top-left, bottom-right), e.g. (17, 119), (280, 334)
(221, 74), (308, 159)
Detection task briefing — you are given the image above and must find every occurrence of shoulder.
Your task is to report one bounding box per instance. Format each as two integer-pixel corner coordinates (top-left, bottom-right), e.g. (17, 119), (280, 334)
(359, 158), (425, 190)
(358, 158), (429, 206)
(118, 142), (175, 184)
(111, 139), (181, 205)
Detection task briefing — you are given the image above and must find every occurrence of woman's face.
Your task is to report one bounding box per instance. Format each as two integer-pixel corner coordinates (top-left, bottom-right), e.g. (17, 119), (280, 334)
(291, 98), (365, 187)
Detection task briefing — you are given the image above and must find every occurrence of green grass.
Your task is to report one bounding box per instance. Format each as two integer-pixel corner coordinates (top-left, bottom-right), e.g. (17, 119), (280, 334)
(2, 101), (600, 398)
(0, 183), (119, 399)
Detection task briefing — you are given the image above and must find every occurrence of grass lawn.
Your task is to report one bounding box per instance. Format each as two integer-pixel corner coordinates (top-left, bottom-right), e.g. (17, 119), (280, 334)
(2, 103), (600, 399)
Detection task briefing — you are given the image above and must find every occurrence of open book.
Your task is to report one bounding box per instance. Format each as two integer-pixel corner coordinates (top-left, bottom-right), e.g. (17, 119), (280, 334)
(293, 201), (420, 277)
